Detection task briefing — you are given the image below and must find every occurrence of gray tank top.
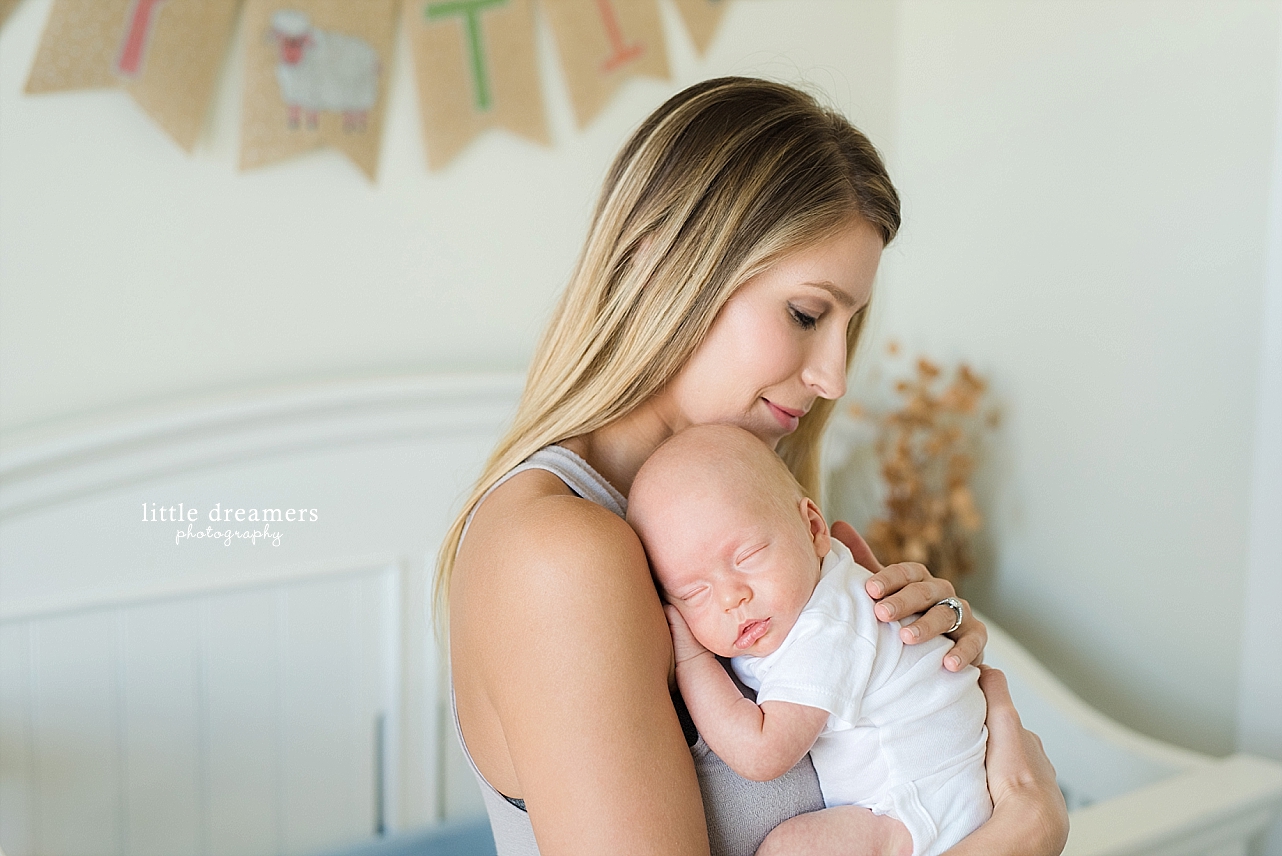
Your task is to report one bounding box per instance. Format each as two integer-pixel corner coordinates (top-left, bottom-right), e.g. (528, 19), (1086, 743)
(453, 446), (825, 856)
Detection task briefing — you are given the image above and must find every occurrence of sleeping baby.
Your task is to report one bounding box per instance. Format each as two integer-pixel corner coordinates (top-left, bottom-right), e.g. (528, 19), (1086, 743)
(627, 424), (992, 856)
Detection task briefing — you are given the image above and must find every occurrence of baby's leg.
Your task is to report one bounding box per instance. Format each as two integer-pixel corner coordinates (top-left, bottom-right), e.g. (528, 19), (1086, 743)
(756, 806), (912, 856)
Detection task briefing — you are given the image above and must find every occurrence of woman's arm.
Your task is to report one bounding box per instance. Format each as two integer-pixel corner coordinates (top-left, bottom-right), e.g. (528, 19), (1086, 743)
(831, 522), (987, 670)
(455, 486), (710, 855)
(942, 667), (1070, 855)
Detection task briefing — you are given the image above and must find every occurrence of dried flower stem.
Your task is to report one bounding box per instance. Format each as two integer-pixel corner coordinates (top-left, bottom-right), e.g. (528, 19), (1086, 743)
(854, 349), (993, 583)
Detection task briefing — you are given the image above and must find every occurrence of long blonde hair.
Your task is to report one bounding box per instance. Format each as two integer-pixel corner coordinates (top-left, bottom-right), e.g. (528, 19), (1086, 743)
(435, 77), (900, 616)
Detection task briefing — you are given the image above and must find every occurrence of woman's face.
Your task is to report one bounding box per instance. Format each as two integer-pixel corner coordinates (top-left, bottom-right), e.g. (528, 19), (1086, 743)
(657, 219), (883, 449)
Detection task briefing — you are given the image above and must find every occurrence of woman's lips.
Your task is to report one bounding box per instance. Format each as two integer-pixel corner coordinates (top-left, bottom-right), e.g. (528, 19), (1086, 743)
(735, 618), (770, 650)
(764, 400), (803, 432)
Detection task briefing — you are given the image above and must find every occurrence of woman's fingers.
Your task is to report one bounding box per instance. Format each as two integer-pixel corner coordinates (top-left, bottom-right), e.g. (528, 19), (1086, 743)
(830, 522), (989, 668)
(868, 564), (950, 620)
(945, 617), (987, 670)
(977, 666), (1068, 844)
(976, 666), (1020, 731)
(866, 566), (988, 669)
(898, 600), (987, 670)
(979, 664), (1062, 793)
(977, 666), (1037, 795)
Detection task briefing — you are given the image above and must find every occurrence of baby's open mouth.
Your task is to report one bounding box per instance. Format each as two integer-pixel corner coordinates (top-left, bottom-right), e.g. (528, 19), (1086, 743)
(735, 618), (770, 650)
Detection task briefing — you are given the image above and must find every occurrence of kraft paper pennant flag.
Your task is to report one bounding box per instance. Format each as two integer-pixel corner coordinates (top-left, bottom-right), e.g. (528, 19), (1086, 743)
(670, 0), (729, 56)
(540, 0), (668, 128)
(25, 0), (241, 151)
(1, 0), (23, 30)
(124, 1), (242, 150)
(239, 0), (397, 180)
(25, 0), (132, 92)
(406, 0), (548, 169)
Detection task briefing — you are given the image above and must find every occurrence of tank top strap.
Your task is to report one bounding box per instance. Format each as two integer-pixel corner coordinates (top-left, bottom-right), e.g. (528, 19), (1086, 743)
(461, 446), (626, 547)
(509, 446), (627, 518)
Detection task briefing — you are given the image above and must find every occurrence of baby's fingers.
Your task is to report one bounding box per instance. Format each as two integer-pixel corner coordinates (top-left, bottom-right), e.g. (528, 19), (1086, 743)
(664, 605), (708, 663)
(663, 604), (688, 635)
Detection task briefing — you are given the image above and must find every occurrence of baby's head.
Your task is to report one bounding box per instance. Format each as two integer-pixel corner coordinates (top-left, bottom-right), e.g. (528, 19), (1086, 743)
(628, 424), (831, 658)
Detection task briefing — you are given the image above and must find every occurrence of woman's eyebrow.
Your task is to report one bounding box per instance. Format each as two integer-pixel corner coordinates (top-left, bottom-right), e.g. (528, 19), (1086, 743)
(803, 281), (857, 308)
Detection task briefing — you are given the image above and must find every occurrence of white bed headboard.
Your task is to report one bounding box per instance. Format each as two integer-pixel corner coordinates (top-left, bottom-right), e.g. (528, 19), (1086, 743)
(0, 374), (524, 856)
(12, 373), (1280, 856)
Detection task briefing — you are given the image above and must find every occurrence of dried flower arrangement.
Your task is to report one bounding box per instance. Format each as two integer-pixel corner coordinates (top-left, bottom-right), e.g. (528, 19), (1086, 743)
(848, 344), (996, 584)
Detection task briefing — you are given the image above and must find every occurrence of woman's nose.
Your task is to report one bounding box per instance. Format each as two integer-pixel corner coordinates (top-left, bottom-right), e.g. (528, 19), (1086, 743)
(801, 329), (848, 400)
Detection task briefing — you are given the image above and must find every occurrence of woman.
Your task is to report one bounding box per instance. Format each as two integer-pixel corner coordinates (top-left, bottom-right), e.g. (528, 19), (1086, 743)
(438, 78), (1069, 856)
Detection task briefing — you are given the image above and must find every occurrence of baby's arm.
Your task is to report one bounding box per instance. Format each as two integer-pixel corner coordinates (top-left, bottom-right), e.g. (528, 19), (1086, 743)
(665, 606), (827, 782)
(667, 606), (913, 856)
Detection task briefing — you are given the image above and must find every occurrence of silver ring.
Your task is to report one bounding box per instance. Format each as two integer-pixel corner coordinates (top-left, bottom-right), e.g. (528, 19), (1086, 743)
(936, 597), (965, 634)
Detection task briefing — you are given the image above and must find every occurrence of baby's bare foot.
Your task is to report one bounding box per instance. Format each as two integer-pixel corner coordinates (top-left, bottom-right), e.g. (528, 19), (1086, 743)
(756, 805), (912, 856)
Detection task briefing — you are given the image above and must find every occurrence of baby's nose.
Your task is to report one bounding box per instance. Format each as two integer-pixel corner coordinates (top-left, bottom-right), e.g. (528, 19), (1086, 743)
(718, 582), (751, 609)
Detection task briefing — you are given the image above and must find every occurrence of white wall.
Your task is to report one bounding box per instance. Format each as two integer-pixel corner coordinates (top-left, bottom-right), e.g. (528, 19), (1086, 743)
(1237, 12), (1282, 854)
(871, 0), (1280, 756)
(0, 0), (896, 437)
(3, 0), (1281, 774)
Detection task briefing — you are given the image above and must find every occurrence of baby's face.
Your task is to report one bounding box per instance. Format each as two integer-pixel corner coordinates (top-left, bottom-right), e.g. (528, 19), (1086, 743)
(649, 490), (827, 658)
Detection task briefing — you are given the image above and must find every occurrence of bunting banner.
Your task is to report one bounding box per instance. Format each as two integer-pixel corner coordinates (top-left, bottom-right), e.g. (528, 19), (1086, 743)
(25, 0), (125, 92)
(540, 0), (668, 128)
(25, 0), (241, 151)
(21, 0), (733, 175)
(1, 0), (22, 29)
(239, 0), (397, 179)
(406, 0), (548, 169)
(670, 0), (728, 56)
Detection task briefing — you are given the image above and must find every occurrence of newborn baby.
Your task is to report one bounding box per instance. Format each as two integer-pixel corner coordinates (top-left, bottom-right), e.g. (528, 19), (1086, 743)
(627, 424), (991, 856)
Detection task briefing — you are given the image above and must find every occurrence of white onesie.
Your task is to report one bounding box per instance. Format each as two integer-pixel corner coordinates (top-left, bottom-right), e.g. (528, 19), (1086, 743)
(731, 541), (992, 856)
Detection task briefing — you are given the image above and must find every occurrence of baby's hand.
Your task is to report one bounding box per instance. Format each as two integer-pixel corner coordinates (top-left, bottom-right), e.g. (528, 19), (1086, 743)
(664, 605), (711, 665)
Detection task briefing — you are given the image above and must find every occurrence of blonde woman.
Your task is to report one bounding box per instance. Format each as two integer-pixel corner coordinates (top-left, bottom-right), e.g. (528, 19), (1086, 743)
(440, 78), (1068, 856)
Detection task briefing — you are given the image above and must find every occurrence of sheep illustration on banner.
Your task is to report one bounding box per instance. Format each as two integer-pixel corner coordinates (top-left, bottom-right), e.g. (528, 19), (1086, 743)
(405, 0), (548, 170)
(670, 0), (730, 56)
(541, 0), (669, 128)
(24, 0), (241, 151)
(239, 0), (396, 180)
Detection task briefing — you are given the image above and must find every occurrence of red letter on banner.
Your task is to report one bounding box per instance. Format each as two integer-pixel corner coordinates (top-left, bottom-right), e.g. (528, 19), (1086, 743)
(595, 0), (643, 73)
(116, 0), (168, 78)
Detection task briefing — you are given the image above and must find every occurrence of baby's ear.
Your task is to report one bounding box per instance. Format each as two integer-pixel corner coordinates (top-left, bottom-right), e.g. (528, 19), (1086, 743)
(801, 497), (830, 558)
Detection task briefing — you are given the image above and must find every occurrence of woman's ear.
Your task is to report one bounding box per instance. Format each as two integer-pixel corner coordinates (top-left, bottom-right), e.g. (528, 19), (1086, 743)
(801, 497), (830, 558)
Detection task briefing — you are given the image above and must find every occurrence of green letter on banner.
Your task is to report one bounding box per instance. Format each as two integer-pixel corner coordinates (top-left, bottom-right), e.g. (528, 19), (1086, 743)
(426, 0), (508, 111)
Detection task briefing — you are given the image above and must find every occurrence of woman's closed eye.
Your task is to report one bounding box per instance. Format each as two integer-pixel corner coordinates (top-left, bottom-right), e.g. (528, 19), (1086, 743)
(788, 304), (819, 330)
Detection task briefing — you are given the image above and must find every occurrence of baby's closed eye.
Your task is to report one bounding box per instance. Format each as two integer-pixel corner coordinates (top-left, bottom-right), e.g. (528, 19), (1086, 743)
(675, 585), (710, 605)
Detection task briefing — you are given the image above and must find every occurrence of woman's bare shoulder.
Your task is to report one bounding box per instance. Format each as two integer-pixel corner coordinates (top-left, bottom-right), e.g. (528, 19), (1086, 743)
(455, 468), (676, 757)
(461, 468), (645, 581)
(454, 468), (666, 661)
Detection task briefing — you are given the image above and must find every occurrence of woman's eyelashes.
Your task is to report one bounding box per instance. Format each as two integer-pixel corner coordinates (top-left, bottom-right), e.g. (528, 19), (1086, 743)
(788, 305), (819, 330)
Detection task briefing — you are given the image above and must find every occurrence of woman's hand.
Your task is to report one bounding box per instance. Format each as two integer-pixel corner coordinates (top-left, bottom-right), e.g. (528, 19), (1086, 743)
(831, 521), (987, 672)
(942, 666), (1069, 855)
